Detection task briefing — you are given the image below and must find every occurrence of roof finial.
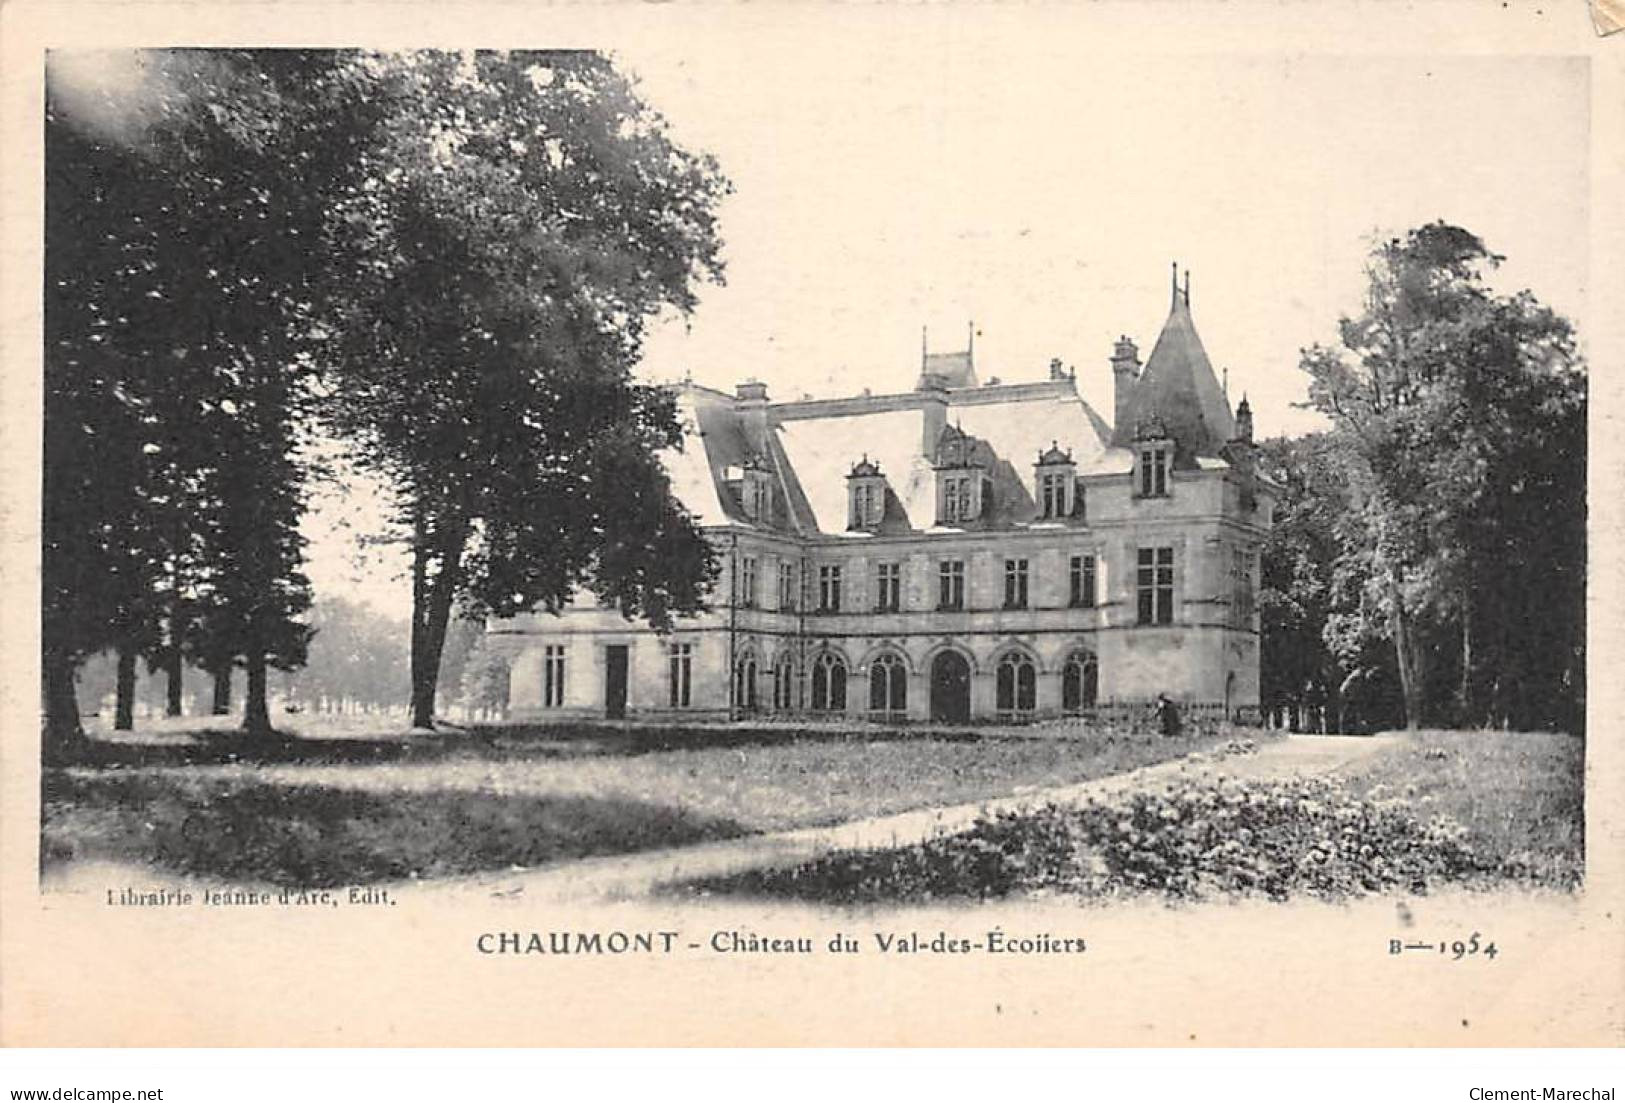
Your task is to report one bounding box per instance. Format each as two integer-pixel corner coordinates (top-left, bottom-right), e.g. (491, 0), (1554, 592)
(1171, 261), (1179, 306)
(1184, 268), (1191, 306)
(921, 325), (928, 369)
(967, 320), (975, 365)
(1222, 365), (1229, 398)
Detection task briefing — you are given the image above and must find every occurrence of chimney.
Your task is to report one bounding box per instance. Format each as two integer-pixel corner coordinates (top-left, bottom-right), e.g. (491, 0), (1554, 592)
(917, 372), (949, 457)
(1111, 335), (1140, 437)
(735, 380), (770, 451)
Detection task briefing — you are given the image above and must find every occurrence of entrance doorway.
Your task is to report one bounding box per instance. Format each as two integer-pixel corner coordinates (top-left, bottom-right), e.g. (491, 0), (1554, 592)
(605, 646), (628, 719)
(930, 650), (971, 723)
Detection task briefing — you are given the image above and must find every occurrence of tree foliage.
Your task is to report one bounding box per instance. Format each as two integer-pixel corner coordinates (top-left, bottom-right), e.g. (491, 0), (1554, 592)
(42, 51), (362, 751)
(1280, 222), (1585, 732)
(278, 599), (409, 712)
(317, 51), (728, 728)
(44, 49), (731, 749)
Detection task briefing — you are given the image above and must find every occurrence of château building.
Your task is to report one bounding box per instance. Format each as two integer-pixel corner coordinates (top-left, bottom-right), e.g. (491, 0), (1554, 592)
(490, 267), (1273, 723)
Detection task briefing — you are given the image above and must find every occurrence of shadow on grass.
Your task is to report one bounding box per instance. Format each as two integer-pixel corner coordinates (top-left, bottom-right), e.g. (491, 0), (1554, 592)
(59, 722), (994, 770)
(42, 770), (749, 888)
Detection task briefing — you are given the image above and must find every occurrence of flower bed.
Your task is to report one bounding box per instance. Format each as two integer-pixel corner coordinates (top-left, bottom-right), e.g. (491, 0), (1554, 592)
(683, 773), (1570, 906)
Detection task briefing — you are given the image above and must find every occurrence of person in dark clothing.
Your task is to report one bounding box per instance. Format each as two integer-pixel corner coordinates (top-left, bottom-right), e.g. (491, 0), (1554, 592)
(1154, 693), (1181, 738)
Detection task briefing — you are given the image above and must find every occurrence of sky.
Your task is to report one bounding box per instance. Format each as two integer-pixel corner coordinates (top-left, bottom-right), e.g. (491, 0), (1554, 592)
(623, 46), (1589, 438)
(53, 43), (1591, 618)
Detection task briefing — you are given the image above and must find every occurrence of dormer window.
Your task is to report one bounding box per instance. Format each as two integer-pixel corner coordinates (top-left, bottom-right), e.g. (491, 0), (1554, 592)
(1034, 441), (1076, 519)
(728, 456), (774, 521)
(851, 483), (880, 528)
(1137, 445), (1169, 497)
(934, 424), (989, 525)
(1133, 416), (1172, 499)
(941, 473), (974, 523)
(846, 455), (886, 530)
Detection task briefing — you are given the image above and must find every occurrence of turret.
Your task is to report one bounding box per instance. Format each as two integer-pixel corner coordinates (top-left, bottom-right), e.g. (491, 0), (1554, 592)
(1233, 393), (1253, 444)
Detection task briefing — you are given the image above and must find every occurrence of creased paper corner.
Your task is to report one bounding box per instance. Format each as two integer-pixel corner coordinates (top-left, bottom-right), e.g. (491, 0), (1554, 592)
(1591, 0), (1625, 35)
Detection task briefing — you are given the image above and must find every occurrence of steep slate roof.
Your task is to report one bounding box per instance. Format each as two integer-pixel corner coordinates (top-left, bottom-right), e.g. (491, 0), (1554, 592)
(1112, 288), (1236, 464)
(778, 408), (937, 535)
(952, 393), (1105, 489)
(667, 378), (1112, 537)
(663, 388), (732, 526)
(664, 386), (816, 532)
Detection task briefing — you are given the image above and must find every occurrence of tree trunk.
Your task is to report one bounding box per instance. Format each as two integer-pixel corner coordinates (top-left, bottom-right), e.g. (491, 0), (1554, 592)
(1458, 592), (1474, 726)
(165, 648), (184, 717)
(243, 650), (271, 737)
(1389, 606), (1422, 733)
(42, 648), (86, 764)
(115, 647), (137, 731)
(409, 515), (467, 731)
(211, 667), (232, 716)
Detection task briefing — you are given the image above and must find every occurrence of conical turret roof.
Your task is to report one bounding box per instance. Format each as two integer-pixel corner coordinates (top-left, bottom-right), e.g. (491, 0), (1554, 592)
(1111, 274), (1236, 463)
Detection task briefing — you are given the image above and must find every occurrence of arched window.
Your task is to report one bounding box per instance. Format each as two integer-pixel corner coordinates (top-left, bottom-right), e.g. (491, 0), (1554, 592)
(732, 654), (759, 713)
(772, 655), (797, 711)
(1061, 650), (1099, 712)
(996, 651), (1037, 716)
(811, 652), (847, 712)
(868, 652), (907, 715)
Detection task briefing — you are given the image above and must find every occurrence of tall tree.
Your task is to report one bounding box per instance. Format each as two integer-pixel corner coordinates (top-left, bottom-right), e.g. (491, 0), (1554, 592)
(1297, 223), (1585, 731)
(44, 81), (177, 756)
(321, 51), (728, 729)
(43, 50), (362, 752)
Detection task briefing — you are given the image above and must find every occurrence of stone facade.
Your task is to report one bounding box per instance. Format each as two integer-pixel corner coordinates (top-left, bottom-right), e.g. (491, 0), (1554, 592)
(491, 270), (1273, 723)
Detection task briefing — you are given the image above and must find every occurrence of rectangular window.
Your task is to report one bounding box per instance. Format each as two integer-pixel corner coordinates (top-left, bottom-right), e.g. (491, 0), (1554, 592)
(668, 643), (693, 708)
(1139, 447), (1168, 497)
(1003, 558), (1029, 609)
(941, 474), (973, 523)
(818, 565), (842, 612)
(1069, 554), (1097, 608)
(938, 560), (965, 611)
(738, 555), (759, 608)
(875, 561), (901, 613)
(778, 561), (797, 611)
(850, 483), (882, 528)
(1136, 547), (1175, 625)
(1040, 473), (1069, 519)
(542, 645), (566, 708)
(1231, 547), (1255, 627)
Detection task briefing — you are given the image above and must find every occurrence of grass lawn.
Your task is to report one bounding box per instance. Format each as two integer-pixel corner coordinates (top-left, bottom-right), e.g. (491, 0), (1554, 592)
(679, 728), (1584, 906)
(42, 721), (1237, 888)
(1334, 728), (1583, 888)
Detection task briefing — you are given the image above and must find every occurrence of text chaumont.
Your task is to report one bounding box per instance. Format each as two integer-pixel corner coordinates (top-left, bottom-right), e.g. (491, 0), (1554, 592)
(477, 930), (681, 955)
(1470, 1090), (1614, 1101)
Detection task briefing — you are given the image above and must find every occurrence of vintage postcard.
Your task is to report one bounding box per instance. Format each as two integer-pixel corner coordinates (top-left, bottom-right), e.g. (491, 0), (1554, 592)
(2, 1), (1621, 1048)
